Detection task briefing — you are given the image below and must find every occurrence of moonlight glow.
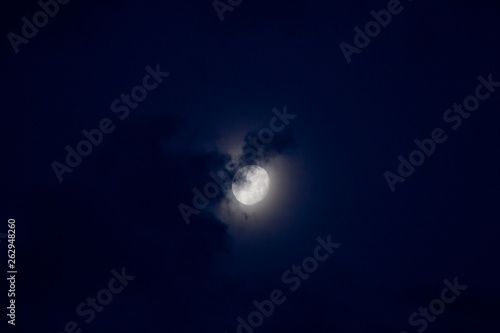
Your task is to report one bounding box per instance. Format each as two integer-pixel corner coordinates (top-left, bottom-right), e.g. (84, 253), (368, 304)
(232, 165), (270, 205)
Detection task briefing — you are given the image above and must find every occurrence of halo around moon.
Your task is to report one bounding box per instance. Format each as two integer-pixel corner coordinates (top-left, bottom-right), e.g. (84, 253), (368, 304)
(232, 165), (270, 205)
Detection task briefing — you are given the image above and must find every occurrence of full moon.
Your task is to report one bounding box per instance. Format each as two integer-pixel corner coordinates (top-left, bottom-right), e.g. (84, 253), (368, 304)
(232, 165), (270, 205)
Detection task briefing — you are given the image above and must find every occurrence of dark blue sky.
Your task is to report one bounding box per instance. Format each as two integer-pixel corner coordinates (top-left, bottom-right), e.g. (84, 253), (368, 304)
(1, 0), (500, 332)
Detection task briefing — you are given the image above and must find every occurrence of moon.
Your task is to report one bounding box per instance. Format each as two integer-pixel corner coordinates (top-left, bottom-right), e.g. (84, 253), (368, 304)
(232, 165), (270, 205)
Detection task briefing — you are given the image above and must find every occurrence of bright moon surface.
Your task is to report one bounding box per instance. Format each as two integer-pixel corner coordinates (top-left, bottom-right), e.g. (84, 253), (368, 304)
(232, 165), (270, 205)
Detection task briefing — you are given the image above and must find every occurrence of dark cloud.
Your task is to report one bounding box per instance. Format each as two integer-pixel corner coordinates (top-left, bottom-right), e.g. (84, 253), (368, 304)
(240, 126), (297, 166)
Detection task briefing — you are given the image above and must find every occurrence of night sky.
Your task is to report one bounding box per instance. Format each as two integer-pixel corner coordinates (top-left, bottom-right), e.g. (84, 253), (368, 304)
(2, 0), (500, 332)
